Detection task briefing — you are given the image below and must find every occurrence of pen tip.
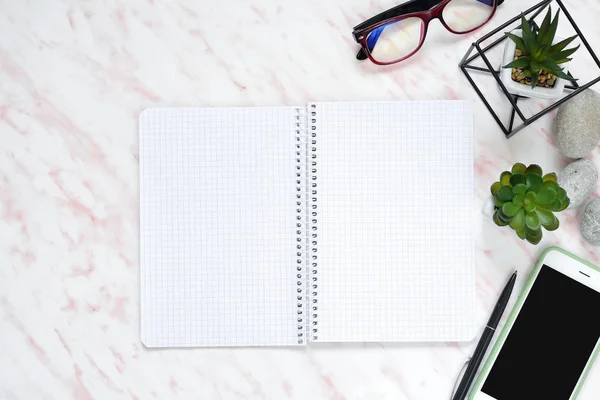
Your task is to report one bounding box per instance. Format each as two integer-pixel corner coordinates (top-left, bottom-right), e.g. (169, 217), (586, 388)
(514, 270), (518, 275)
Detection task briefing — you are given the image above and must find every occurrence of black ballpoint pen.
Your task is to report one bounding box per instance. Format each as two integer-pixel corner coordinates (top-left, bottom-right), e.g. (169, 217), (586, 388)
(451, 270), (518, 400)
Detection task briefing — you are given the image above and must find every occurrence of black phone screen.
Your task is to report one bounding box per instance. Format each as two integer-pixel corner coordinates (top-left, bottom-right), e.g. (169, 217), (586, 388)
(481, 265), (600, 400)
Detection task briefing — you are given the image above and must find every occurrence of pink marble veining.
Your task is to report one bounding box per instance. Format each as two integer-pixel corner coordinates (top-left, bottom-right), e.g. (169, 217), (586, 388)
(1, 0), (600, 399)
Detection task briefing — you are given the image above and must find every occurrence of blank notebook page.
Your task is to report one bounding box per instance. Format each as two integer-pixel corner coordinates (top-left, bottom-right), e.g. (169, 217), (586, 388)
(140, 107), (299, 347)
(313, 101), (476, 342)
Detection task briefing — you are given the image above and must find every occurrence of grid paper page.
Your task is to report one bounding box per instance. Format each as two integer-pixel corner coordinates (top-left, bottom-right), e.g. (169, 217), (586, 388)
(312, 101), (476, 343)
(140, 107), (300, 347)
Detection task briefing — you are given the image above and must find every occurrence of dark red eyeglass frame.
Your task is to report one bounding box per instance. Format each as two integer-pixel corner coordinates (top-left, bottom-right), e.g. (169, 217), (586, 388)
(352, 0), (504, 66)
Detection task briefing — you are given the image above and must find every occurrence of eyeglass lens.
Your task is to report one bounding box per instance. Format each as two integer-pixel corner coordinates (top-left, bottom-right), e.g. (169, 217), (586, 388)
(443, 0), (496, 33)
(367, 17), (425, 63)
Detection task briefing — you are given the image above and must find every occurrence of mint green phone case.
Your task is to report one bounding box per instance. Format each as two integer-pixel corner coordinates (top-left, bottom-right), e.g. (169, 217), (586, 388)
(468, 246), (600, 400)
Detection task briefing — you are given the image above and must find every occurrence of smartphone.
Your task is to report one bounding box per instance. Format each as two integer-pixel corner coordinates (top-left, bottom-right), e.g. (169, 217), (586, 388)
(470, 247), (600, 400)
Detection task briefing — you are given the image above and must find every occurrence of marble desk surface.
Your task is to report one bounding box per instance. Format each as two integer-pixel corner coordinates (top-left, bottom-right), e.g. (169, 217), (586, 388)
(2, 0), (600, 399)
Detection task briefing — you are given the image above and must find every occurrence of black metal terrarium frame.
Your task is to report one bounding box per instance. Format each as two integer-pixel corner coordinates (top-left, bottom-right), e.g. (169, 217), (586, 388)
(459, 0), (600, 138)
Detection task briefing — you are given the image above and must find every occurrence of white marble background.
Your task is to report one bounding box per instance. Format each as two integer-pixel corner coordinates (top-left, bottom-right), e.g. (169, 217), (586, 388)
(1, 0), (600, 399)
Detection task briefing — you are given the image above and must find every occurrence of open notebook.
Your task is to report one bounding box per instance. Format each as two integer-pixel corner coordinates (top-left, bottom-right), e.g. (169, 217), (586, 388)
(140, 101), (475, 347)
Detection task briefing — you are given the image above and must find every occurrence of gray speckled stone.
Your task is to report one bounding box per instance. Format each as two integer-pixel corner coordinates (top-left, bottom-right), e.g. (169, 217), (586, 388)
(581, 198), (600, 246)
(555, 89), (600, 158)
(558, 159), (598, 209)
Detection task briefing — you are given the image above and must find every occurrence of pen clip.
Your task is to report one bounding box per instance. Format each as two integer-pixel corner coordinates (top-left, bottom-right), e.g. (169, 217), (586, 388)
(450, 357), (471, 400)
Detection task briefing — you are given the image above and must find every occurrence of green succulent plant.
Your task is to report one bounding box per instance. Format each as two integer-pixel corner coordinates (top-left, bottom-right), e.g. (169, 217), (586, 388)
(491, 163), (570, 245)
(503, 6), (579, 88)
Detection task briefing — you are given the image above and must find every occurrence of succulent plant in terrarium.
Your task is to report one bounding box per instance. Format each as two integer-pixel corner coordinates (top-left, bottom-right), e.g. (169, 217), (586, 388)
(491, 163), (570, 245)
(503, 7), (579, 89)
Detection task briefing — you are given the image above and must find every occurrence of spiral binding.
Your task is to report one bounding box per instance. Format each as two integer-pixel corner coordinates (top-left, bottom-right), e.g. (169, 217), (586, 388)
(295, 107), (308, 344)
(309, 104), (319, 341)
(295, 105), (319, 344)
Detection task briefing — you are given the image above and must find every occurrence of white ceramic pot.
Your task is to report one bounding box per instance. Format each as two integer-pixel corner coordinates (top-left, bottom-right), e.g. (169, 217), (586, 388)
(500, 29), (573, 100)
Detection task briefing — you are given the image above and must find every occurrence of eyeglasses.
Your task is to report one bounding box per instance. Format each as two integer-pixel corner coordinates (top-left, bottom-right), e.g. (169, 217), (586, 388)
(353, 0), (504, 65)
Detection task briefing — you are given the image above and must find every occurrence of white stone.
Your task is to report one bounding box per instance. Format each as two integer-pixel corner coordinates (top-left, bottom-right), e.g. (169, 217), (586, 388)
(558, 159), (598, 209)
(581, 198), (600, 246)
(554, 89), (600, 158)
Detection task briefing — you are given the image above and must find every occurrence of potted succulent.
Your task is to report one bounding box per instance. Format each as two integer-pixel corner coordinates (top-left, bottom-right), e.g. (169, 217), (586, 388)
(491, 163), (570, 245)
(500, 7), (579, 99)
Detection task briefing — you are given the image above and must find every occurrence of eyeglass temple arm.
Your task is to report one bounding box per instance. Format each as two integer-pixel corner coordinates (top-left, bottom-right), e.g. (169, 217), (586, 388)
(354, 0), (505, 61)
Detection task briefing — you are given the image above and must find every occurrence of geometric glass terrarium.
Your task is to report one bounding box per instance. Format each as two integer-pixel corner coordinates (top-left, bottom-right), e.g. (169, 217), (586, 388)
(459, 0), (600, 138)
